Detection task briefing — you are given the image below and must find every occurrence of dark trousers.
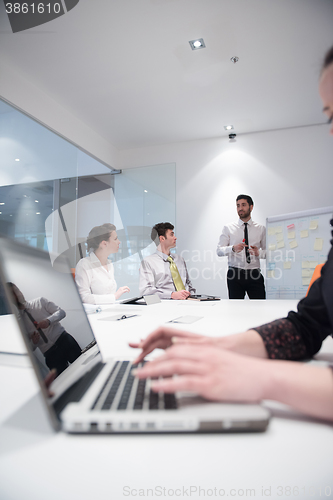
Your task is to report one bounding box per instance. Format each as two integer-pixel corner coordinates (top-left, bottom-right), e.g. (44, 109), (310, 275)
(44, 331), (81, 376)
(227, 267), (266, 299)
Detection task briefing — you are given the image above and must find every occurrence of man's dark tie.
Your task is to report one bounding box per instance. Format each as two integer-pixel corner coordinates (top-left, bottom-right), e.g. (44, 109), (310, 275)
(23, 309), (48, 343)
(244, 223), (251, 264)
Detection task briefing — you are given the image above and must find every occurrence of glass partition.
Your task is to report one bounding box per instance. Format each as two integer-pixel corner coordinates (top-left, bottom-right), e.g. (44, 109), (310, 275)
(0, 98), (176, 298)
(113, 163), (176, 295)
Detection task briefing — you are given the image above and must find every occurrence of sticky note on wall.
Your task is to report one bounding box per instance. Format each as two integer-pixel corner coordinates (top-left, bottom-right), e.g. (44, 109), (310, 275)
(300, 230), (309, 238)
(309, 220), (318, 230)
(314, 238), (323, 251)
(302, 269), (312, 278)
(302, 277), (311, 286)
(289, 240), (298, 249)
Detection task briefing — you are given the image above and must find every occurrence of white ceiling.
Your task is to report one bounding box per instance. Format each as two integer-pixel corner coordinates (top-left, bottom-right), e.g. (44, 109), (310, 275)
(0, 0), (332, 150)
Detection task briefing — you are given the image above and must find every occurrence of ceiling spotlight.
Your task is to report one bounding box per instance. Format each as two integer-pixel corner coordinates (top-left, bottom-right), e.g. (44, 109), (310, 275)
(35, 200), (39, 203)
(230, 56), (239, 64)
(189, 38), (206, 50)
(0, 202), (4, 205)
(36, 212), (40, 215)
(224, 125), (234, 131)
(15, 158), (20, 162)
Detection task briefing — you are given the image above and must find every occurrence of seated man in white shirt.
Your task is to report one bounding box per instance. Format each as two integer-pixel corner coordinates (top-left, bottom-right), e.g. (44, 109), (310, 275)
(216, 194), (266, 299)
(139, 222), (196, 300)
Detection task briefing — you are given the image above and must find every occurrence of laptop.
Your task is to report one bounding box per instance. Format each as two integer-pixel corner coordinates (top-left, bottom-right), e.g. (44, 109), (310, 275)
(187, 294), (220, 301)
(0, 236), (270, 433)
(120, 295), (161, 305)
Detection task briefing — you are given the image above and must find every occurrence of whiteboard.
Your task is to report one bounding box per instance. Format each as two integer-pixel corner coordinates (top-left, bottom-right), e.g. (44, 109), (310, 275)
(266, 207), (333, 300)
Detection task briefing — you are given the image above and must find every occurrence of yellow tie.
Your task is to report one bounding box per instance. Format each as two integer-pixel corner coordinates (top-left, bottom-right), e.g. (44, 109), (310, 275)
(167, 256), (185, 291)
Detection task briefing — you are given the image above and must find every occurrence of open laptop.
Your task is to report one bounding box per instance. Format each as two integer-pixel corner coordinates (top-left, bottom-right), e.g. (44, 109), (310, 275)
(187, 294), (220, 301)
(0, 236), (270, 433)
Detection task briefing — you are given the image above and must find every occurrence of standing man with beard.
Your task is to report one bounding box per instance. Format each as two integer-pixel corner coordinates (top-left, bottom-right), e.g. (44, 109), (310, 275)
(217, 195), (266, 299)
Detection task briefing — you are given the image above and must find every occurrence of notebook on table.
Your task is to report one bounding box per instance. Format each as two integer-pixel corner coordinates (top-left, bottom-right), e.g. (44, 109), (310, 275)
(0, 236), (270, 434)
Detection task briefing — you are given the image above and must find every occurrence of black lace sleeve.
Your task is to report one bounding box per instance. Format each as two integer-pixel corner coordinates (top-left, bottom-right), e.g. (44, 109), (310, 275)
(252, 318), (307, 360)
(254, 233), (333, 361)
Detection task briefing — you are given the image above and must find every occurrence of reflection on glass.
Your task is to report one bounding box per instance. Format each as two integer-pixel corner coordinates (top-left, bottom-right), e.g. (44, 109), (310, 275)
(0, 237), (96, 386)
(8, 283), (81, 377)
(0, 98), (176, 299)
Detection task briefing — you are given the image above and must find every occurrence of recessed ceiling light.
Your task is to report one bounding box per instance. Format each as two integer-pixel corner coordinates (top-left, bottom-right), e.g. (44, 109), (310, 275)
(0, 202), (4, 205)
(230, 56), (239, 64)
(189, 38), (206, 50)
(224, 125), (234, 131)
(144, 190), (148, 193)
(35, 200), (39, 203)
(36, 212), (40, 215)
(15, 158), (20, 161)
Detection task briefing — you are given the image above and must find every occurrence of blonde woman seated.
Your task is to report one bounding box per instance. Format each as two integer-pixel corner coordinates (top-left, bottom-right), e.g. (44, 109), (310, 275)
(75, 223), (130, 305)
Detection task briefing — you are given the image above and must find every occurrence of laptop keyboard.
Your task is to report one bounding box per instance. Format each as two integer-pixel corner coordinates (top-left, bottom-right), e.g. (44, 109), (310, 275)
(91, 361), (177, 411)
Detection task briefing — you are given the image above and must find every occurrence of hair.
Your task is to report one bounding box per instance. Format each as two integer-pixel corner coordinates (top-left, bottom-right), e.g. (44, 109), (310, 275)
(86, 223), (116, 251)
(6, 282), (25, 307)
(236, 194), (254, 207)
(322, 46), (333, 73)
(151, 222), (174, 244)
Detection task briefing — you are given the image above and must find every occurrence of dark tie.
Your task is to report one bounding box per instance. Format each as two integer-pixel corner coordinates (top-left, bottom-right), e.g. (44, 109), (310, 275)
(23, 308), (48, 343)
(244, 223), (251, 264)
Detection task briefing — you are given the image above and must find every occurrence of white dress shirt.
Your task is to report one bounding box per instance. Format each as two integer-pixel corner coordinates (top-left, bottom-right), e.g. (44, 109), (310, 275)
(139, 250), (196, 299)
(75, 252), (117, 305)
(21, 297), (66, 355)
(217, 218), (266, 270)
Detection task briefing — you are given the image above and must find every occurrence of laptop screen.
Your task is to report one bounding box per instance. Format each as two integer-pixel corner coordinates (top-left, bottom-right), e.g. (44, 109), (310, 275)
(0, 236), (99, 426)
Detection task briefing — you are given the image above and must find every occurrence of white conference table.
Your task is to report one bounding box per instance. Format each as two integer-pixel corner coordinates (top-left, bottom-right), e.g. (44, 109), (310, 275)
(0, 299), (333, 500)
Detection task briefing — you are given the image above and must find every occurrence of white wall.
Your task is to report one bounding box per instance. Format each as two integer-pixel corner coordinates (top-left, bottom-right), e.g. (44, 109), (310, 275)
(119, 125), (333, 298)
(0, 58), (119, 170)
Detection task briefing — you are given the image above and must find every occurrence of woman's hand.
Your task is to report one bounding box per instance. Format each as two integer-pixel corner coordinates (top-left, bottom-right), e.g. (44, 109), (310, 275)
(133, 344), (268, 403)
(115, 286), (130, 300)
(129, 327), (268, 364)
(129, 326), (218, 364)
